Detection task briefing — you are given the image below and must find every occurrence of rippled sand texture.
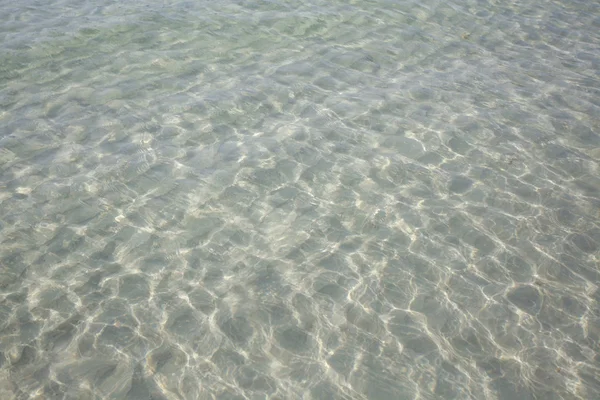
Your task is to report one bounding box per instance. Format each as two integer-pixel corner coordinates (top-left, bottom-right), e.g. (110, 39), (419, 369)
(1, 0), (600, 399)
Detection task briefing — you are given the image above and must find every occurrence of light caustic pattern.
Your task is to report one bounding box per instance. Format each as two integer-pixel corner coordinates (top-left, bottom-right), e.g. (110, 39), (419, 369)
(0, 0), (599, 399)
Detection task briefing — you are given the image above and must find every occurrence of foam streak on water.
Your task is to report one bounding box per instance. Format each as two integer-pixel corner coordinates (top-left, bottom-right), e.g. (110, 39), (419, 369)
(1, 0), (599, 399)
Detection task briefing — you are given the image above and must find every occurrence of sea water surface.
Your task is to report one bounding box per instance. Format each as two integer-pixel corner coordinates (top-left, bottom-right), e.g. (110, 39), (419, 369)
(1, 0), (599, 399)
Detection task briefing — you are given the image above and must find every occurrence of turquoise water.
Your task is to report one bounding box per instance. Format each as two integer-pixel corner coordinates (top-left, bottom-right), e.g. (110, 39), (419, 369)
(1, 0), (599, 399)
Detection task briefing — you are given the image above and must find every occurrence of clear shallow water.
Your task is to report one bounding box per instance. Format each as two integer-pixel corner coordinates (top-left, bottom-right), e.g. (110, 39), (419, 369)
(1, 0), (599, 398)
